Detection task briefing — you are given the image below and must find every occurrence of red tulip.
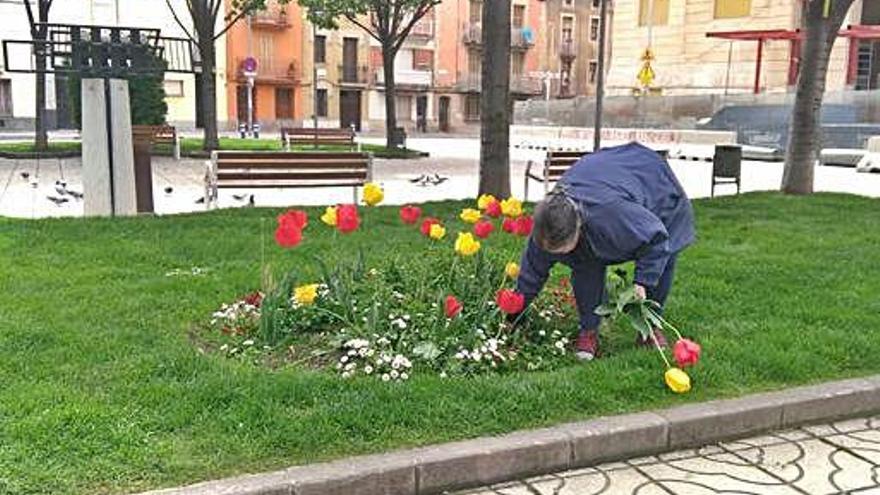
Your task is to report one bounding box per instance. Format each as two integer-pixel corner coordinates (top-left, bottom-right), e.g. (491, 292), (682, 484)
(473, 220), (495, 239)
(673, 338), (702, 368)
(278, 210), (308, 230)
(496, 289), (525, 315)
(243, 291), (263, 307)
(514, 215), (534, 236)
(420, 217), (441, 236)
(274, 223), (303, 248)
(444, 295), (463, 318)
(400, 205), (422, 225)
(485, 200), (502, 218)
(336, 204), (360, 233)
(502, 217), (517, 233)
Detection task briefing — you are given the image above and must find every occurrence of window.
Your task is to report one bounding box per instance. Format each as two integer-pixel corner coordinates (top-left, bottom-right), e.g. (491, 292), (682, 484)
(589, 60), (598, 83)
(592, 0), (600, 7)
(0, 80), (11, 116)
(316, 89), (328, 117)
(163, 80), (184, 97)
(396, 95), (413, 121)
(639, 0), (669, 26)
(469, 0), (481, 23)
(564, 0), (574, 6)
(468, 49), (481, 77)
(561, 16), (574, 42)
(715, 0), (750, 19)
(511, 52), (525, 75)
(315, 35), (326, 64)
(464, 94), (480, 121)
(512, 5), (526, 28)
(276, 88), (294, 119)
(590, 17), (600, 41)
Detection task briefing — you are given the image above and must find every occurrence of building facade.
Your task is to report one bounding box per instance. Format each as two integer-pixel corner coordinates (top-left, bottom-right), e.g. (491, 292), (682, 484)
(0, 0), (227, 130)
(605, 0), (879, 96)
(225, 0), (304, 130)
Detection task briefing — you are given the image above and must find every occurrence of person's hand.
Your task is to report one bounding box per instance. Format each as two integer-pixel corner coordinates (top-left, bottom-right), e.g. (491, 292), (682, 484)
(634, 284), (647, 300)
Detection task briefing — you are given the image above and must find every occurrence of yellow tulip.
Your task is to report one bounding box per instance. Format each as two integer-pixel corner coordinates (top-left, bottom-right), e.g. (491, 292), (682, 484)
(294, 284), (319, 306)
(665, 368), (691, 394)
(477, 194), (497, 210)
(363, 182), (384, 206)
(320, 206), (338, 226)
(505, 262), (520, 279)
(454, 232), (481, 256)
(429, 224), (446, 240)
(500, 197), (523, 218)
(460, 208), (482, 224)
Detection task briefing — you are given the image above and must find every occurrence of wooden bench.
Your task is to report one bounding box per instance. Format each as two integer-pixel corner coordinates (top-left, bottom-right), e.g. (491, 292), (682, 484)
(281, 127), (357, 151)
(524, 150), (589, 201)
(132, 124), (180, 160)
(204, 151), (373, 208)
(524, 148), (672, 201)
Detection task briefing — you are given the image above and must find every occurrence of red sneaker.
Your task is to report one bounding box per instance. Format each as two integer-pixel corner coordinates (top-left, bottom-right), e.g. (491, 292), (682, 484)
(636, 328), (668, 349)
(575, 331), (599, 361)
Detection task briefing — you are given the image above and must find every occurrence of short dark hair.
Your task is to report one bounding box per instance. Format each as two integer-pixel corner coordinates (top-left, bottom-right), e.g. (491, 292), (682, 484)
(533, 191), (580, 251)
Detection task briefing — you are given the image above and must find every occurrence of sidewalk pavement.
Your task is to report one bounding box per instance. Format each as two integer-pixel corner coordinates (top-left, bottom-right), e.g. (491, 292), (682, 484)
(456, 416), (880, 495)
(2, 139), (880, 219)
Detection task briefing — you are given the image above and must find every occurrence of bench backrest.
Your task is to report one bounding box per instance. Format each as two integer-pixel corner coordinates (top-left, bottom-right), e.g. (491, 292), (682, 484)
(132, 124), (177, 144)
(212, 151), (371, 188)
(545, 151), (589, 180)
(281, 127), (355, 147)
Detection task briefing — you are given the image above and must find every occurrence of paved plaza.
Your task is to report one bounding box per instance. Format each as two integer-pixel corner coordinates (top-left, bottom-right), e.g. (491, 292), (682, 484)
(456, 416), (880, 495)
(1, 137), (879, 219)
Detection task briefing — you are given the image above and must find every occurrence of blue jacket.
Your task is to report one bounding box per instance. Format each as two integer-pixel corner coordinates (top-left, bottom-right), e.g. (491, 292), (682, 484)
(516, 142), (696, 323)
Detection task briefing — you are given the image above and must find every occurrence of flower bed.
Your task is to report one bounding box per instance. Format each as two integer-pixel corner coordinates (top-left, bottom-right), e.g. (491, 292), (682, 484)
(202, 187), (702, 390)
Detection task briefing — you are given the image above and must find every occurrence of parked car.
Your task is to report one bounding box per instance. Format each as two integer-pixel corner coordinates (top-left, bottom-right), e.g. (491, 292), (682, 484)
(697, 104), (880, 151)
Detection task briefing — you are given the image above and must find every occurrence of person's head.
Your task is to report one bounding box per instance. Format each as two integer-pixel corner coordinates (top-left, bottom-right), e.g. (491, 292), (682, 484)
(533, 189), (581, 254)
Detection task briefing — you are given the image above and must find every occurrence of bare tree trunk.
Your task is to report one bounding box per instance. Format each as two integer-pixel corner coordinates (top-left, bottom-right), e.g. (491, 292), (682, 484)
(199, 40), (220, 151)
(33, 22), (49, 151)
(382, 44), (398, 149)
(478, 0), (511, 198)
(781, 0), (854, 194)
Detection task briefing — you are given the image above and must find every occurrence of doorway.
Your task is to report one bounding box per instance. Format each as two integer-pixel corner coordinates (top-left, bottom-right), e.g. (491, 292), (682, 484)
(416, 95), (428, 132)
(438, 96), (450, 132)
(340, 90), (361, 131)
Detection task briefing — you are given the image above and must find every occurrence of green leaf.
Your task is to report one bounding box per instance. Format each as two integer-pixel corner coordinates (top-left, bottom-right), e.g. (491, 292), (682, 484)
(594, 304), (616, 317)
(412, 341), (442, 361)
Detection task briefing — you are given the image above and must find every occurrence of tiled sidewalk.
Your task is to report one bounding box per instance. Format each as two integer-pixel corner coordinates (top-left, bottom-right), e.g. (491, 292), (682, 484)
(457, 417), (880, 495)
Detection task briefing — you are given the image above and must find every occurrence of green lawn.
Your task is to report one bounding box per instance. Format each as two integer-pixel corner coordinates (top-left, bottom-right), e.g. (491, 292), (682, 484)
(1, 193), (879, 494)
(0, 139), (424, 159)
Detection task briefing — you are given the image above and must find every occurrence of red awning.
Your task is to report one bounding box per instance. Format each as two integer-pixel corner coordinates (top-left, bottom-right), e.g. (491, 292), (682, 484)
(706, 29), (801, 41)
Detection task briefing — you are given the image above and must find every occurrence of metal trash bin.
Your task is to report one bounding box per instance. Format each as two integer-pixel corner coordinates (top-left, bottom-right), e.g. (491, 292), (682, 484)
(390, 127), (407, 149)
(712, 144), (742, 197)
(131, 126), (156, 214)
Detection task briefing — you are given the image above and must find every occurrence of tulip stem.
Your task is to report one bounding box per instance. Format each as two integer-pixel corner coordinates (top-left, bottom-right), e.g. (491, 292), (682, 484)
(648, 307), (684, 341)
(650, 329), (672, 369)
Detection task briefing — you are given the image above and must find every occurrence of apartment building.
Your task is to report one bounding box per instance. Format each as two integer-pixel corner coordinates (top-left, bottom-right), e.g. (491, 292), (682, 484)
(225, 0), (304, 128)
(605, 0), (879, 96)
(0, 0), (226, 130)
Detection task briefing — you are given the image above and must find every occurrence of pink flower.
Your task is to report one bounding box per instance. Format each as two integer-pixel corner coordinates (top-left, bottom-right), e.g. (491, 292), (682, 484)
(514, 215), (534, 236)
(502, 217), (517, 233)
(473, 220), (495, 239)
(336, 204), (360, 233)
(485, 200), (502, 218)
(278, 210), (308, 230)
(445, 295), (463, 318)
(400, 205), (422, 225)
(274, 223), (303, 248)
(496, 289), (525, 315)
(673, 339), (702, 368)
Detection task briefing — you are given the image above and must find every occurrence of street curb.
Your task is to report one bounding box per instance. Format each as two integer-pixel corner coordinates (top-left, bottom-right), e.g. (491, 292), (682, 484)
(138, 375), (880, 495)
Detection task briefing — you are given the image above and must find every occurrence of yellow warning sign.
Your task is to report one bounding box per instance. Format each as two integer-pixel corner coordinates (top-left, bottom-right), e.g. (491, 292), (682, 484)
(637, 48), (656, 88)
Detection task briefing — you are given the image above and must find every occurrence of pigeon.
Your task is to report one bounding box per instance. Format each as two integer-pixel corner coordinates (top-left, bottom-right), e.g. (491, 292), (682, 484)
(54, 181), (68, 196)
(247, 195), (255, 207)
(20, 172), (30, 181)
(233, 193), (248, 201)
(409, 174), (427, 184)
(47, 195), (69, 206)
(195, 196), (206, 204)
(164, 186), (173, 195)
(430, 173), (449, 185)
(67, 190), (83, 200)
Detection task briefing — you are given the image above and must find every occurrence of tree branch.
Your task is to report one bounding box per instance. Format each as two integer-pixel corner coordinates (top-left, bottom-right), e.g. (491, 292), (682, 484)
(392, 0), (437, 53)
(23, 0), (37, 35)
(165, 0), (197, 42)
(214, 8), (250, 41)
(344, 13), (383, 43)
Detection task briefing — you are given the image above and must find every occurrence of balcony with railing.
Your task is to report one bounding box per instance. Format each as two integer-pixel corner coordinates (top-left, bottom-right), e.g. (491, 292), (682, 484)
(338, 64), (371, 86)
(250, 7), (291, 29)
(375, 68), (433, 88)
(463, 22), (482, 45)
(511, 27), (535, 50)
(409, 19), (434, 39)
(560, 39), (577, 62)
(236, 58), (299, 83)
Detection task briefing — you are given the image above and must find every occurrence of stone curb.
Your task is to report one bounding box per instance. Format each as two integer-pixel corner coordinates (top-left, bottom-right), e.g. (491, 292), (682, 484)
(138, 375), (880, 495)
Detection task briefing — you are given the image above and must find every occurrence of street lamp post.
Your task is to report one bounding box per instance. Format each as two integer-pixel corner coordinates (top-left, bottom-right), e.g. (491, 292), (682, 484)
(312, 20), (318, 137)
(593, 0), (609, 152)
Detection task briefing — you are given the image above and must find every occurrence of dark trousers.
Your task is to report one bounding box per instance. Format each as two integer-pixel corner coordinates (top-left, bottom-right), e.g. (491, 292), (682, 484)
(577, 254), (678, 332)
